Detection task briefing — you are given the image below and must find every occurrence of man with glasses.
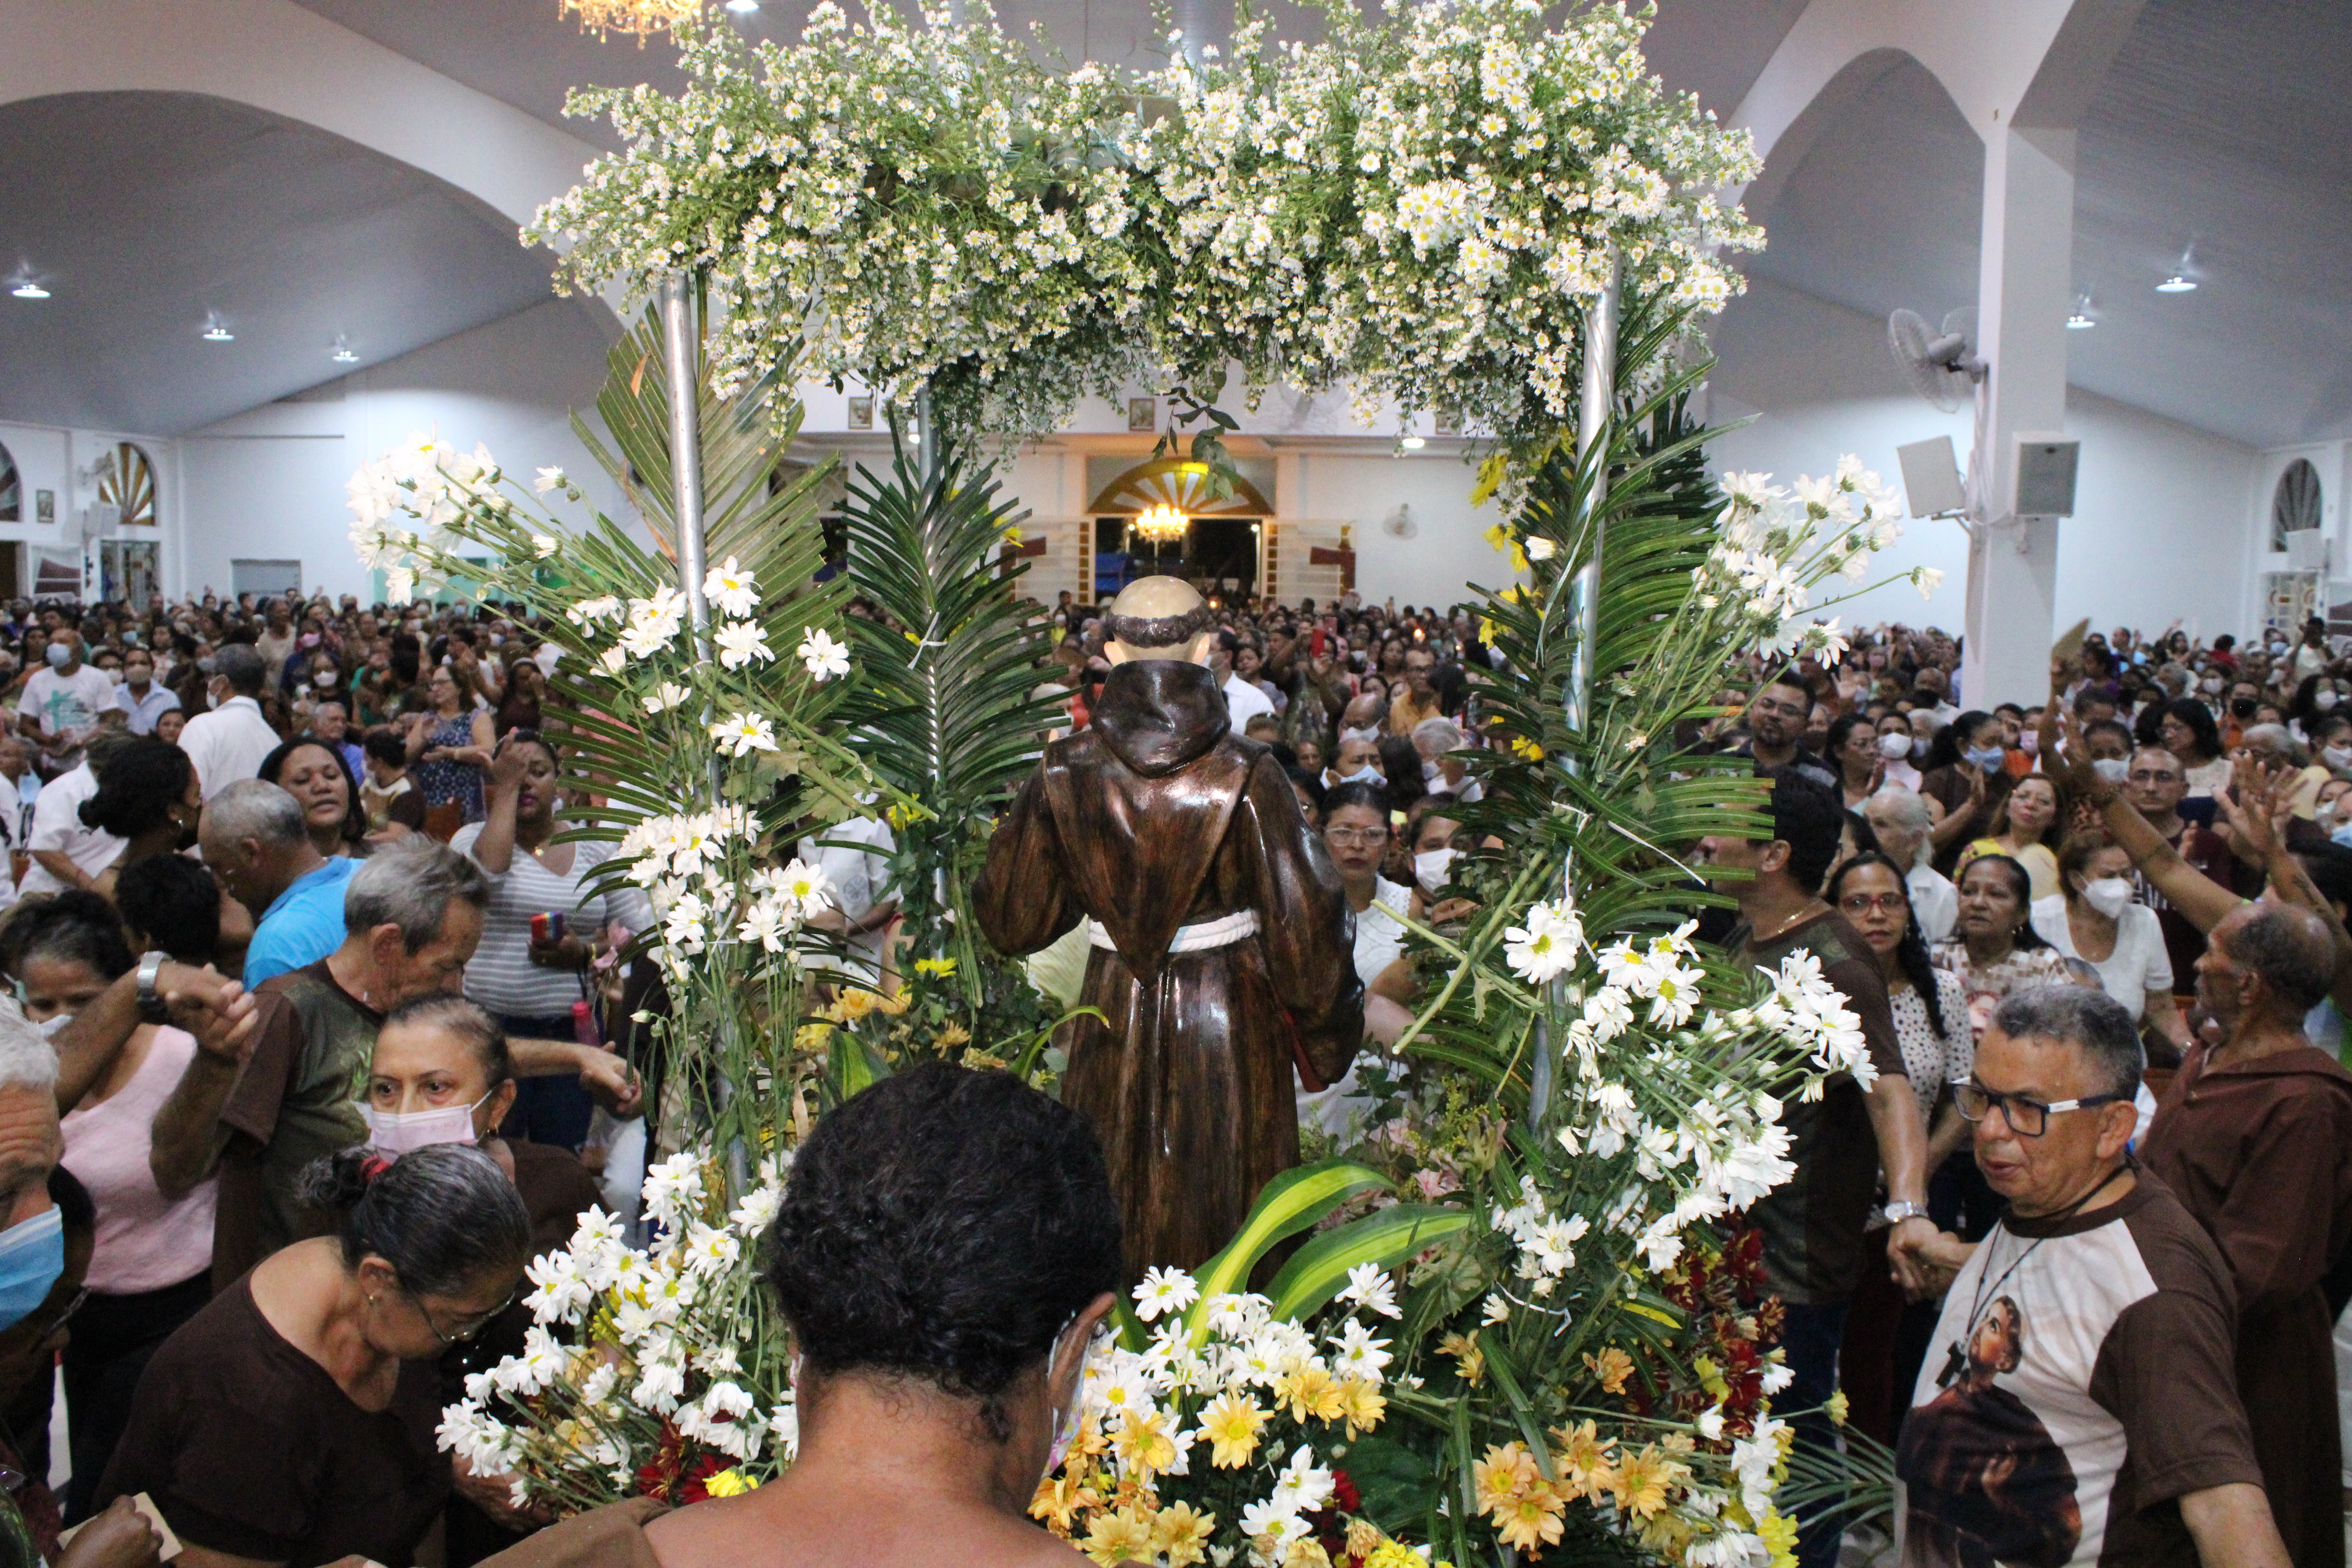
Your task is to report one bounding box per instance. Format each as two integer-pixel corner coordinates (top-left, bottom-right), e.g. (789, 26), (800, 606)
(1900, 984), (2289, 1568)
(1730, 670), (1840, 792)
(2121, 746), (2240, 995)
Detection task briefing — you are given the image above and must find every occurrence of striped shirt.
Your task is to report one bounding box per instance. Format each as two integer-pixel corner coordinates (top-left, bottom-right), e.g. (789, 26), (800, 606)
(451, 822), (649, 1017)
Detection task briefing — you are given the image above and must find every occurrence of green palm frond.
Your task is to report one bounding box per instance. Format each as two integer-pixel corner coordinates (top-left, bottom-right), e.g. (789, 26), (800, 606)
(832, 429), (1063, 1030)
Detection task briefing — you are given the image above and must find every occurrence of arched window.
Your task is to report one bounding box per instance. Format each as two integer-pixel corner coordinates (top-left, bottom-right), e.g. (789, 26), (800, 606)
(0, 441), (18, 523)
(2272, 457), (2322, 552)
(98, 442), (157, 527)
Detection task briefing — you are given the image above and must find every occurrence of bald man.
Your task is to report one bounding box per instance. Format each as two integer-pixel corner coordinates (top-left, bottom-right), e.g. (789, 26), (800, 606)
(975, 576), (1363, 1278)
(2142, 902), (2352, 1568)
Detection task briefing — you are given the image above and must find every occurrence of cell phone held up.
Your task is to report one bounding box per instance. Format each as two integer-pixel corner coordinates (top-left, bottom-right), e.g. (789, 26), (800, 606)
(531, 911), (566, 947)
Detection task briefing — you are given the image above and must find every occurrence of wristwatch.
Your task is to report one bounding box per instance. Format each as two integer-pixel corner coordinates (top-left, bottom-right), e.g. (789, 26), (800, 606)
(1882, 1200), (1929, 1225)
(135, 951), (171, 1023)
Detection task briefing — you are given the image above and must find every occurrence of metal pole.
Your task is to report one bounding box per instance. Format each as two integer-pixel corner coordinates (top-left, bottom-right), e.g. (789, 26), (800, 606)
(1562, 247), (1620, 743)
(1536, 248), (1619, 1135)
(661, 274), (713, 663)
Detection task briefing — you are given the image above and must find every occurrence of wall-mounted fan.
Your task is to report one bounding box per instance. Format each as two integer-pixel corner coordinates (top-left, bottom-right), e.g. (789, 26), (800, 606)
(1887, 309), (1984, 412)
(1381, 504), (1416, 539)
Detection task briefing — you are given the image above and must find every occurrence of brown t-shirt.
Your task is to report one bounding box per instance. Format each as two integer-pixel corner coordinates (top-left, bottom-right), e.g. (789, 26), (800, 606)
(98, 1276), (450, 1568)
(1895, 1179), (2262, 1566)
(1729, 909), (1909, 1305)
(211, 962), (381, 1289)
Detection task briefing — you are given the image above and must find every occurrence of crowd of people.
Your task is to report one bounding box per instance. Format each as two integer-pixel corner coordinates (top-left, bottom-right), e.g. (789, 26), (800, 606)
(0, 582), (2345, 1568)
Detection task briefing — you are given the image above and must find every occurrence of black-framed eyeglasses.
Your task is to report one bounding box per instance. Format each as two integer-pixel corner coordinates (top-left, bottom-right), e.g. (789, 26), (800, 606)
(1953, 1082), (2127, 1138)
(418, 1284), (521, 1348)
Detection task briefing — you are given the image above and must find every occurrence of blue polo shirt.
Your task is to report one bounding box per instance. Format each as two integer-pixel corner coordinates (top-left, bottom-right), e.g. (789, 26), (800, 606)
(242, 856), (361, 987)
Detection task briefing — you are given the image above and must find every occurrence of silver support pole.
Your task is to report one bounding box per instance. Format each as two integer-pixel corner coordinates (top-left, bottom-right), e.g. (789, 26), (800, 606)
(1535, 248), (1619, 1135)
(661, 274), (713, 664)
(1562, 248), (1621, 744)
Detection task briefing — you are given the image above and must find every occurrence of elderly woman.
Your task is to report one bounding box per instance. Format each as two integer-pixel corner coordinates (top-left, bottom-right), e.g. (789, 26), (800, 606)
(98, 1144), (532, 1568)
(484, 1063), (1121, 1568)
(1409, 715), (1481, 804)
(1862, 786), (1958, 945)
(1930, 853), (2088, 1044)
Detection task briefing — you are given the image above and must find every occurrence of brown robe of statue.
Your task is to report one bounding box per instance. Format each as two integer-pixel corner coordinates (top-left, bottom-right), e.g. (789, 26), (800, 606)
(974, 659), (1365, 1280)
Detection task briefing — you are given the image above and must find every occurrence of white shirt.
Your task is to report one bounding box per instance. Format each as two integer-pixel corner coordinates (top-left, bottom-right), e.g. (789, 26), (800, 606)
(1221, 673), (1276, 729)
(18, 664), (117, 740)
(178, 695), (281, 801)
(1300, 876), (1413, 1142)
(18, 763), (123, 898)
(2030, 895), (2172, 1020)
(798, 815), (897, 976)
(1906, 863), (1959, 945)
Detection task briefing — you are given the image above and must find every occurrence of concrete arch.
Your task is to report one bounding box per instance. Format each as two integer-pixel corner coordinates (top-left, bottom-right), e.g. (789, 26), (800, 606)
(1739, 46), (1970, 229)
(0, 0), (599, 232)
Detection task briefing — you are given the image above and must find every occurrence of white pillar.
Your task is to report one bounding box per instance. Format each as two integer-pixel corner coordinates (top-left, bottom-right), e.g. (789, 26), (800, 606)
(1960, 124), (2075, 709)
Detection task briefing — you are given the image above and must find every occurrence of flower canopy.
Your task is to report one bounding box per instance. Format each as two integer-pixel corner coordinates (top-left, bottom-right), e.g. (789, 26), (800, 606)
(527, 0), (1761, 455)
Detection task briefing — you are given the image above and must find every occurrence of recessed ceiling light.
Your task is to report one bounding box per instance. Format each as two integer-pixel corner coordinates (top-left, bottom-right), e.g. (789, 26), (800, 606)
(2156, 274), (2197, 293)
(201, 320), (234, 342)
(331, 336), (359, 363)
(9, 282), (49, 300)
(2066, 299), (2095, 329)
(1399, 435), (1426, 450)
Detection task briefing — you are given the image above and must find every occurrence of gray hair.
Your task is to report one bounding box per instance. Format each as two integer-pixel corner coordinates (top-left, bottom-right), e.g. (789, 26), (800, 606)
(343, 837), (490, 950)
(0, 1003), (58, 1097)
(205, 779), (309, 850)
(1864, 786), (1934, 867)
(297, 1142), (531, 1297)
(204, 642), (267, 695)
(2240, 724), (2306, 765)
(1411, 717), (1464, 754)
(1991, 984), (2143, 1100)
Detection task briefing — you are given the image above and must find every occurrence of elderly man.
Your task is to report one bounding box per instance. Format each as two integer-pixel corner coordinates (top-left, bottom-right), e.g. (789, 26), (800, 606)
(1387, 646), (1445, 736)
(17, 628), (117, 777)
(1863, 785), (1958, 944)
(1411, 716), (1482, 804)
(111, 645), (179, 737)
(150, 838), (634, 1287)
(176, 643), (279, 802)
(2139, 902), (2352, 1568)
(201, 779), (356, 988)
(1902, 985), (2289, 1567)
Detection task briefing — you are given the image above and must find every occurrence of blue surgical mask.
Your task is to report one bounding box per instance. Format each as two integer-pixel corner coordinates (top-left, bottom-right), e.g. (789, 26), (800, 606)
(0, 1205), (65, 1333)
(43, 644), (69, 669)
(1965, 746), (2007, 770)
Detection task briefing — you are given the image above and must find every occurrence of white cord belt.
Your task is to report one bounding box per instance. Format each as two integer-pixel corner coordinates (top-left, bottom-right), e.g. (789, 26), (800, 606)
(1087, 909), (1259, 955)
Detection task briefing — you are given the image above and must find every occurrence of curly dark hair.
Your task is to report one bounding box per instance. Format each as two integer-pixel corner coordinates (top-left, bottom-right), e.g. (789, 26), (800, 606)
(0, 890), (134, 984)
(762, 1062), (1119, 1439)
(77, 739), (192, 840)
(114, 854), (221, 964)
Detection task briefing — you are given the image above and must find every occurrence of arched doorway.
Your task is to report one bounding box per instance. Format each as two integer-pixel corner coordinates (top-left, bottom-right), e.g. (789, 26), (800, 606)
(1087, 458), (1274, 600)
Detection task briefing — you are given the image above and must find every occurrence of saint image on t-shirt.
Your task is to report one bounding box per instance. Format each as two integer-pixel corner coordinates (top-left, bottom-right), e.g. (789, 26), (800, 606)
(1898, 1296), (2083, 1568)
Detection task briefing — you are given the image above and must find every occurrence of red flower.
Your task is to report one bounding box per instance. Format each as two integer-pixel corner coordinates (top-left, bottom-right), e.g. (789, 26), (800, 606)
(1332, 1469), (1361, 1513)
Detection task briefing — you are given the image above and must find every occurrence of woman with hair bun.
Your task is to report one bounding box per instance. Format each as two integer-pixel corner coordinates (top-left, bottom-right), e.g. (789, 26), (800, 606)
(96, 1143), (532, 1568)
(487, 1061), (1127, 1568)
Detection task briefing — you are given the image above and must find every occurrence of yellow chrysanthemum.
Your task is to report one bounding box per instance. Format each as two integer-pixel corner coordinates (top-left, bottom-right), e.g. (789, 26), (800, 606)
(1759, 1508), (1799, 1568)
(1438, 1330), (1486, 1387)
(1584, 1345), (1634, 1394)
(1153, 1499), (1217, 1568)
(1508, 734), (1544, 761)
(1344, 1520), (1385, 1561)
(792, 1022), (833, 1053)
(1029, 1471), (1100, 1534)
(1364, 1547), (1428, 1568)
(1273, 1363), (1345, 1424)
(1610, 1443), (1688, 1520)
(913, 956), (957, 978)
(1548, 1419), (1619, 1503)
(1198, 1392), (1267, 1468)
(701, 1468), (760, 1498)
(1471, 1442), (1540, 1514)
(1337, 1375), (1386, 1438)
(1081, 1506), (1155, 1566)
(1113, 1410), (1177, 1477)
(1826, 1389), (1849, 1427)
(1494, 1486), (1566, 1554)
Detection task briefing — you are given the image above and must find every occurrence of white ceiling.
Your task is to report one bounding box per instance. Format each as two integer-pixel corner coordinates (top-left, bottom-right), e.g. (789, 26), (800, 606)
(4, 0), (2344, 450)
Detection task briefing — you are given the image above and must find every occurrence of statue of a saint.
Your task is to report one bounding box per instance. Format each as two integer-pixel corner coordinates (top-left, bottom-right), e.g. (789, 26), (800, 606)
(975, 577), (1364, 1278)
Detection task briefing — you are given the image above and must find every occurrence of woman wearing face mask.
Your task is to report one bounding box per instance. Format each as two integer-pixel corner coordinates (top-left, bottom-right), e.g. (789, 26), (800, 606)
(99, 1144), (532, 1568)
(2289, 675), (2346, 748)
(1316, 782), (1416, 1060)
(0, 894), (219, 1523)
(2157, 696), (2230, 797)
(493, 1063), (1119, 1568)
(1824, 715), (1883, 810)
(2028, 837), (2190, 1061)
(258, 737), (368, 860)
(1919, 711), (2014, 875)
(73, 740), (201, 902)
(1953, 773), (2065, 902)
(1929, 853), (2088, 1044)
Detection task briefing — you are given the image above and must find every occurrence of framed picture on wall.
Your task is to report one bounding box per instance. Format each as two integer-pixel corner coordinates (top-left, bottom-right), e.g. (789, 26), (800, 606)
(34, 491), (53, 526)
(1128, 396), (1158, 432)
(847, 396), (874, 430)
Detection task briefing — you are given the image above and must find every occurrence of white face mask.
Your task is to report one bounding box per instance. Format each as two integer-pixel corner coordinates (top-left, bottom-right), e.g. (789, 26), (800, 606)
(359, 1091), (490, 1156)
(314, 671), (337, 690)
(2080, 877), (2133, 918)
(2201, 677), (2224, 694)
(2092, 757), (2131, 784)
(1911, 736), (1931, 760)
(1414, 847), (1455, 895)
(1336, 765), (1380, 784)
(1877, 732), (1912, 760)
(2327, 745), (2352, 771)
(2319, 689), (2342, 711)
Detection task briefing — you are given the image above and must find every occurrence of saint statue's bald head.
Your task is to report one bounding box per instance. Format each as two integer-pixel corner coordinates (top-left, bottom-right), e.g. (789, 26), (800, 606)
(1104, 577), (1214, 665)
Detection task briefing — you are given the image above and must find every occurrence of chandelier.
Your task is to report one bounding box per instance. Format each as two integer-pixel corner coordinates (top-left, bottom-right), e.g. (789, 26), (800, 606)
(1131, 503), (1189, 546)
(564, 0), (702, 44)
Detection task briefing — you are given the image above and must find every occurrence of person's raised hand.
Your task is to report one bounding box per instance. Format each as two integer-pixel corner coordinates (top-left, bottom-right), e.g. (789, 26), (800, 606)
(2043, 710), (2102, 800)
(485, 730), (530, 795)
(54, 1496), (163, 1568)
(2220, 753), (2291, 861)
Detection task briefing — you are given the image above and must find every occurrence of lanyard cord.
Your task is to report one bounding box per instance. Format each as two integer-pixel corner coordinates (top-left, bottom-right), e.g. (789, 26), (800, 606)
(1948, 1161), (2132, 1379)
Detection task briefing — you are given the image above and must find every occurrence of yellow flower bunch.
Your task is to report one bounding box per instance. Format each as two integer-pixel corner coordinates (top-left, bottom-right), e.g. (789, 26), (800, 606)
(1437, 1329), (1486, 1386)
(912, 956), (957, 978)
(1546, 1419), (1619, 1503)
(702, 1468), (761, 1497)
(1583, 1345), (1634, 1394)
(1471, 1442), (1566, 1555)
(1483, 521), (1531, 575)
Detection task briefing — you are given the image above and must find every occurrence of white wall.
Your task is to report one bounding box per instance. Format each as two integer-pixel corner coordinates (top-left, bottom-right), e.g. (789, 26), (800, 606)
(0, 419), (181, 599)
(1706, 276), (2260, 642)
(179, 298), (627, 601)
